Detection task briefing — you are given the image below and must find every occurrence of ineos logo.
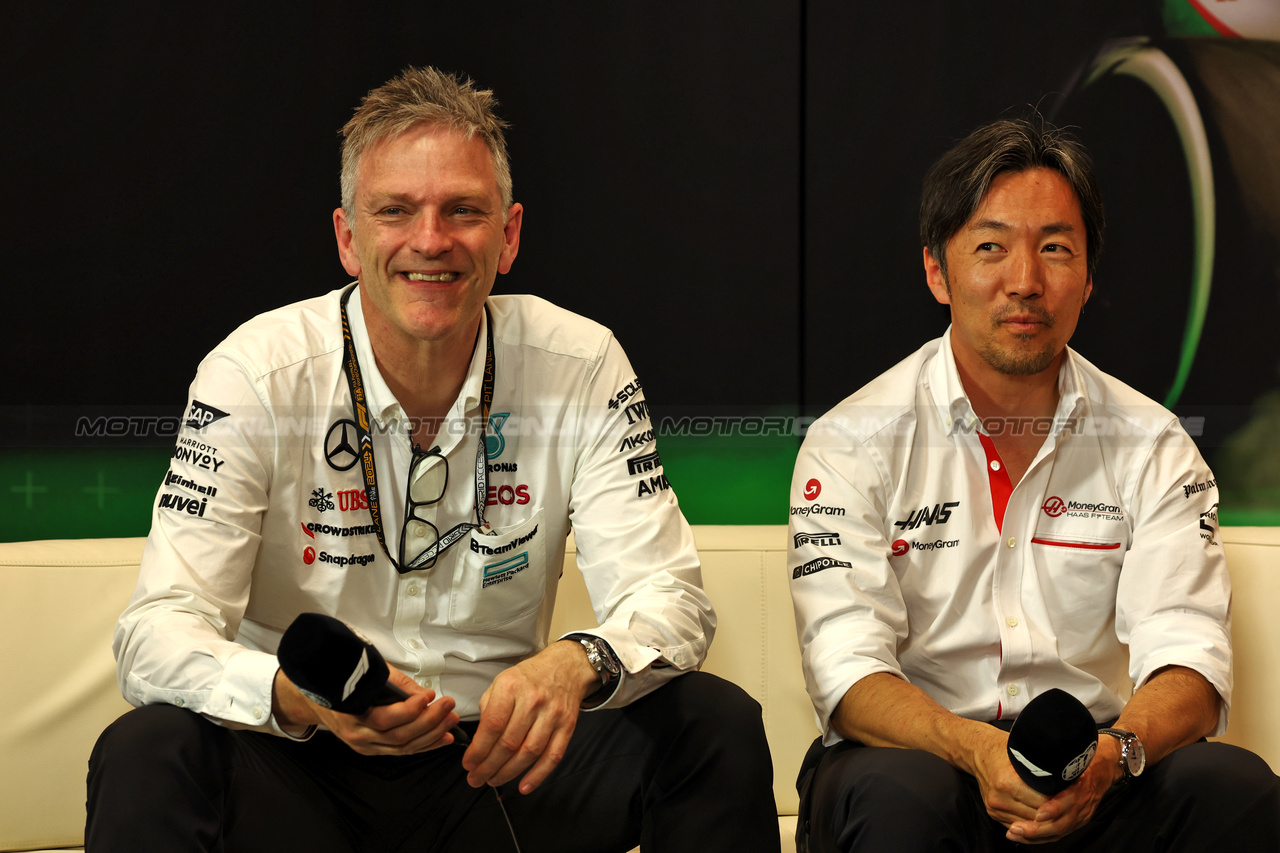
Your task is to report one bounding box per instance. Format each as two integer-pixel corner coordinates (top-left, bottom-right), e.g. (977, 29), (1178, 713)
(804, 479), (821, 501)
(325, 420), (359, 471)
(1042, 496), (1066, 518)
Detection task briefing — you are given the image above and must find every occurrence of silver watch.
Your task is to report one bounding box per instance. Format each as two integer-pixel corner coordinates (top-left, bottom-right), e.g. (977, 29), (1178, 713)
(568, 634), (621, 689)
(1099, 728), (1147, 779)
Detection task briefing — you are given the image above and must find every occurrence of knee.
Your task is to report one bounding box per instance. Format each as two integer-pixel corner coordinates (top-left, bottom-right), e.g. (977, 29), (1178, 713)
(637, 672), (772, 772)
(807, 745), (977, 846)
(1158, 741), (1280, 809)
(90, 704), (218, 780)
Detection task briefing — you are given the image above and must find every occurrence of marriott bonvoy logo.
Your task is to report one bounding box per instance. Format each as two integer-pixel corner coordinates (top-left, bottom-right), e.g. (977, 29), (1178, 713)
(1041, 496), (1124, 520)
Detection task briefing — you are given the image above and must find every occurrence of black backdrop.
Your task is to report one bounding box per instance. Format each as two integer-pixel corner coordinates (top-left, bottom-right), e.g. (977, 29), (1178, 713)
(11, 0), (1277, 538)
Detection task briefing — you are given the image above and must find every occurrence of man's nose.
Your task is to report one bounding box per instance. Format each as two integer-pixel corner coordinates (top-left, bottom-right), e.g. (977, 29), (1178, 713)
(408, 210), (453, 256)
(1007, 252), (1046, 298)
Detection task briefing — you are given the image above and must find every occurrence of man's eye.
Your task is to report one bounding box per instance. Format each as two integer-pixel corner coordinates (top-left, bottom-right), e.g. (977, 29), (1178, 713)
(383, 207), (405, 216)
(978, 242), (1000, 252)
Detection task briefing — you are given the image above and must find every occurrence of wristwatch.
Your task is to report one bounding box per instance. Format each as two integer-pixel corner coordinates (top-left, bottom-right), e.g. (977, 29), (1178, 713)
(1099, 728), (1147, 780)
(565, 633), (622, 694)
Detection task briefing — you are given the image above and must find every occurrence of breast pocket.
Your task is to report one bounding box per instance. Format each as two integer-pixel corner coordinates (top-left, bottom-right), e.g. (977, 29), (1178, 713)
(1030, 533), (1125, 624)
(449, 509), (547, 633)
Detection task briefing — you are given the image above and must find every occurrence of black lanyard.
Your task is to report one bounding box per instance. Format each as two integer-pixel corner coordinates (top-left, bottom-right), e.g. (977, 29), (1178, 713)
(338, 284), (494, 573)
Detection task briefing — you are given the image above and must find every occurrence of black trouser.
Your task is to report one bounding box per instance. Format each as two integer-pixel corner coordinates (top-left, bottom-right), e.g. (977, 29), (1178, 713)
(86, 671), (780, 853)
(795, 734), (1280, 852)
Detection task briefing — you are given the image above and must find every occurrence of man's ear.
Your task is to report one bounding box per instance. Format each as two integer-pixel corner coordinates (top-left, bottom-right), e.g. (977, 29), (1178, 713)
(497, 202), (523, 275)
(924, 246), (951, 305)
(334, 208), (361, 278)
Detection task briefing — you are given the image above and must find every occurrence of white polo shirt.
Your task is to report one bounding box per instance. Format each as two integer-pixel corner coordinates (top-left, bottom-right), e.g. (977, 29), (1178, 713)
(116, 285), (710, 735)
(790, 329), (1231, 745)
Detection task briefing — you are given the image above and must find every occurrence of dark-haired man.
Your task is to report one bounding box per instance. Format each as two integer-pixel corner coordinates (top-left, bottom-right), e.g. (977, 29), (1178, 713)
(789, 115), (1279, 851)
(86, 67), (779, 852)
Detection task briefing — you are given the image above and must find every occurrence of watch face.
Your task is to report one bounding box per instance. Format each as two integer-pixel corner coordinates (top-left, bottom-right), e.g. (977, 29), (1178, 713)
(1125, 738), (1147, 776)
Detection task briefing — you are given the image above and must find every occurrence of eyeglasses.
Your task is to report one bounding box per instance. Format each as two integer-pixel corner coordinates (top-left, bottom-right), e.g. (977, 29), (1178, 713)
(399, 445), (449, 569)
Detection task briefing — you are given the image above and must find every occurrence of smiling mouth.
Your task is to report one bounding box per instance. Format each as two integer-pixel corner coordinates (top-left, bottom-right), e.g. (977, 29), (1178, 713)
(405, 272), (460, 283)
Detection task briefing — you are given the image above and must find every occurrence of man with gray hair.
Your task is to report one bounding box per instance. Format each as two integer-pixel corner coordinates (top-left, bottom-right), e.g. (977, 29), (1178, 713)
(788, 114), (1279, 850)
(87, 67), (778, 852)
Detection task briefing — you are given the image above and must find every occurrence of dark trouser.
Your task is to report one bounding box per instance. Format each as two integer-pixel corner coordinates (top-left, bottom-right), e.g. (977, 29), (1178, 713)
(795, 736), (1280, 852)
(86, 671), (780, 853)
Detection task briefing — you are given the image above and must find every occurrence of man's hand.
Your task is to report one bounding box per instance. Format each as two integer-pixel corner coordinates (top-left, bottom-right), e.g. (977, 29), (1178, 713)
(1004, 736), (1122, 844)
(960, 724), (1052, 833)
(462, 639), (598, 795)
(272, 665), (462, 755)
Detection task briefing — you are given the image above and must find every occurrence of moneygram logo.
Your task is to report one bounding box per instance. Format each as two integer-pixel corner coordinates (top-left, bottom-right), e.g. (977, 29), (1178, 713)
(891, 539), (909, 557)
(804, 479), (821, 501)
(790, 504), (845, 518)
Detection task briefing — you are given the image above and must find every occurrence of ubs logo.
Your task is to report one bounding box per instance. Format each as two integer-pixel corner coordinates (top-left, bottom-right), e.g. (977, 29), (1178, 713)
(804, 479), (821, 501)
(1042, 496), (1066, 518)
(325, 420), (359, 471)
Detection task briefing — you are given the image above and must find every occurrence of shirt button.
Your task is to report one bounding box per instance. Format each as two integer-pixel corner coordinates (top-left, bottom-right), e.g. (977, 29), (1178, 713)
(1006, 617), (1019, 628)
(411, 521), (427, 538)
(174, 697), (185, 707)
(1007, 684), (1020, 697)
(408, 639), (421, 649)
(1007, 537), (1017, 548)
(406, 584), (419, 596)
(990, 460), (1002, 472)
(252, 705), (265, 720)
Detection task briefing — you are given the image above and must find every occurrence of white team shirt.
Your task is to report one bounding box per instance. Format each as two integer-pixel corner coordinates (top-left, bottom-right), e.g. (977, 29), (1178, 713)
(790, 329), (1231, 745)
(116, 286), (711, 735)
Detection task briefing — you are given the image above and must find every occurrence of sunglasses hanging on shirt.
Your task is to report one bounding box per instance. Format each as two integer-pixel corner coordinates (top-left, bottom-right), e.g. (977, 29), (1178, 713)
(337, 284), (494, 573)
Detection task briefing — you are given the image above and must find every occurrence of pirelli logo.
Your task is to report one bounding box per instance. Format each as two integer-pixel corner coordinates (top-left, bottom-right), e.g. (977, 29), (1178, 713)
(626, 451), (662, 476)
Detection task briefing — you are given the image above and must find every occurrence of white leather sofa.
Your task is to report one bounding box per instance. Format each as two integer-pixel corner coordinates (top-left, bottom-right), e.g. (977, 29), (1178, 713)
(3, 526), (1277, 852)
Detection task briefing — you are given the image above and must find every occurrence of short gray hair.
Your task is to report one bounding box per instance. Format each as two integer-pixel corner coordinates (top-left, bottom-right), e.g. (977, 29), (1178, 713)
(339, 67), (513, 221)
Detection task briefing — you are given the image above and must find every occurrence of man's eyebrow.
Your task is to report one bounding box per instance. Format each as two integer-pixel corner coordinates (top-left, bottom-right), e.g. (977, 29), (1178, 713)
(966, 219), (1077, 235)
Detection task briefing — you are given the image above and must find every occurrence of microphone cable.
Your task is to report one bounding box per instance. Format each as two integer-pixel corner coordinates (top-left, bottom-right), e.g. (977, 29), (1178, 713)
(451, 727), (522, 853)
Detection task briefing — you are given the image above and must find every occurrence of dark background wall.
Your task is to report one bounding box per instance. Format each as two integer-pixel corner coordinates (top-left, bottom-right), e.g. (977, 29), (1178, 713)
(6, 0), (1277, 540)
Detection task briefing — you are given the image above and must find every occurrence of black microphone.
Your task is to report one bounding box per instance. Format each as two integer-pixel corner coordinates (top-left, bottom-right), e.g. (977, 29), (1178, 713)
(276, 612), (469, 745)
(1006, 688), (1098, 795)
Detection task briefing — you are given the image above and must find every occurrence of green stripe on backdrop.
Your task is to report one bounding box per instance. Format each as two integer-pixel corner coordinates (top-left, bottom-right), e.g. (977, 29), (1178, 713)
(4, 443), (1275, 542)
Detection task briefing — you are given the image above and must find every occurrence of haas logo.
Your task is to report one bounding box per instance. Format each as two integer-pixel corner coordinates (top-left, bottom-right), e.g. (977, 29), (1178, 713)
(1042, 496), (1067, 518)
(804, 479), (822, 501)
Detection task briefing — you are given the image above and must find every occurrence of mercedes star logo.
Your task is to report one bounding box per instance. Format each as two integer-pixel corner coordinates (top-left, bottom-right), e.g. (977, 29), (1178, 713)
(324, 419), (359, 471)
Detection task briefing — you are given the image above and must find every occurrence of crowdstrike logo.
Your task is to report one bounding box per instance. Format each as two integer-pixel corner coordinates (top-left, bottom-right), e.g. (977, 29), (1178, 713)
(804, 479), (821, 501)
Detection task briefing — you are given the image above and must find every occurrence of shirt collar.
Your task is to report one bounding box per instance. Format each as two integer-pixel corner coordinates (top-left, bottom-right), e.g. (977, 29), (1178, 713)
(928, 325), (1087, 437)
(346, 285), (490, 431)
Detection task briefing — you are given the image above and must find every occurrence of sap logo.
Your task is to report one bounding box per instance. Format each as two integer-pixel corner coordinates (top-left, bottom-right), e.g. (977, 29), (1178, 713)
(619, 429), (655, 453)
(186, 400), (229, 430)
(793, 531), (840, 548)
(486, 484), (531, 506)
(158, 492), (209, 517)
(337, 489), (370, 512)
(636, 474), (671, 498)
(804, 479), (821, 501)
(893, 501), (959, 530)
(626, 451), (662, 476)
(623, 399), (650, 426)
(791, 556), (851, 579)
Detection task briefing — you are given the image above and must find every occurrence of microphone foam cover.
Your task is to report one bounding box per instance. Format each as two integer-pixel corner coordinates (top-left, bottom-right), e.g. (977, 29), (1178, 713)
(276, 612), (392, 715)
(1006, 688), (1098, 795)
